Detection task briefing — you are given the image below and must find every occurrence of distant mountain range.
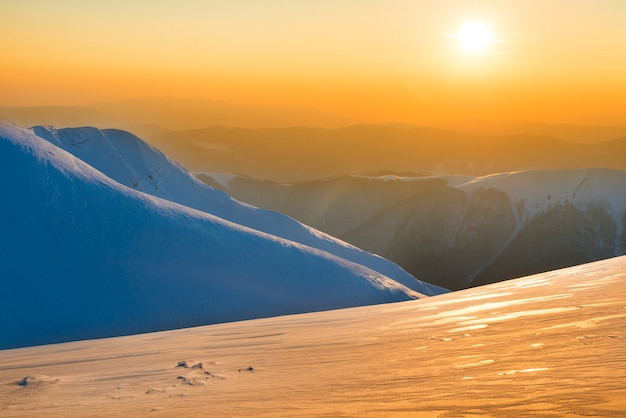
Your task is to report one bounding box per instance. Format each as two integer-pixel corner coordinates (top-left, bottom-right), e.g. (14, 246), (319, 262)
(3, 99), (626, 182)
(197, 170), (626, 290)
(149, 124), (626, 182)
(2, 98), (626, 142)
(431, 120), (626, 144)
(0, 122), (443, 349)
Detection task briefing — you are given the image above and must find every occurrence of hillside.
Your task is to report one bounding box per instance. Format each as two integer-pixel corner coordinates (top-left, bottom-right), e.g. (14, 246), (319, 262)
(198, 169), (626, 290)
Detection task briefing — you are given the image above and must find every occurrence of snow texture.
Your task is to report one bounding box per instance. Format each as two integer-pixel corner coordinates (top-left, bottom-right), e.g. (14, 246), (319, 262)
(1, 256), (625, 416)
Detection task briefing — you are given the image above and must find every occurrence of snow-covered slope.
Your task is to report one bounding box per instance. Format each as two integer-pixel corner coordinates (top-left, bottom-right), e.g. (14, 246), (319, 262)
(197, 169), (626, 290)
(1, 256), (625, 417)
(31, 126), (442, 295)
(0, 122), (433, 350)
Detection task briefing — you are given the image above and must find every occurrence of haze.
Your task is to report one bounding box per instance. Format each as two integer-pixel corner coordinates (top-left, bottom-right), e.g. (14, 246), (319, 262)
(2, 1), (626, 413)
(3, 0), (626, 125)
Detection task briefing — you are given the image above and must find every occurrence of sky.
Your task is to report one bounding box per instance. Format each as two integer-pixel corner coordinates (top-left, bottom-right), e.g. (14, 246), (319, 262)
(2, 0), (626, 125)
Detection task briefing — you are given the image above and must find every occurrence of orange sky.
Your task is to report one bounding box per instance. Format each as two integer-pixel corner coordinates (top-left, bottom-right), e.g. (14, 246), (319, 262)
(2, 0), (626, 125)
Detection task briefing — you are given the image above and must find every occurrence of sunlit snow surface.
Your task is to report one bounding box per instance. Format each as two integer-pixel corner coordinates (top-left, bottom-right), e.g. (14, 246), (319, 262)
(1, 256), (625, 416)
(0, 122), (443, 349)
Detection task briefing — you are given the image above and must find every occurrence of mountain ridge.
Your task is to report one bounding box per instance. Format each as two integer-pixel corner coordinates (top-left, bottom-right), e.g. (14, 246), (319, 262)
(149, 124), (626, 182)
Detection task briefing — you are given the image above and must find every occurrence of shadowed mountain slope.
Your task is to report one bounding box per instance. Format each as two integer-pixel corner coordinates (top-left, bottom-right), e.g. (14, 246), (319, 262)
(199, 169), (626, 290)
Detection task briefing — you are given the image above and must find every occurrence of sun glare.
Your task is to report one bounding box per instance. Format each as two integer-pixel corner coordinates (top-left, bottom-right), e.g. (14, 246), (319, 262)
(454, 22), (495, 55)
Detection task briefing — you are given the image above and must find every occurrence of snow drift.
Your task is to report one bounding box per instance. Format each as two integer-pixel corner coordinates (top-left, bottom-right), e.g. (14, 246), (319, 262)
(0, 122), (441, 349)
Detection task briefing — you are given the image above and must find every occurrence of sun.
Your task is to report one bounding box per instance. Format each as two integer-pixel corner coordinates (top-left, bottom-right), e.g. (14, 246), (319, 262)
(453, 22), (495, 55)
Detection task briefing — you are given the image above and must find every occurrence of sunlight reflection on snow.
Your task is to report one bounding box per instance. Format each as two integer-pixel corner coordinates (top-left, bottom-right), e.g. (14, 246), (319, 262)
(498, 368), (549, 376)
(541, 313), (626, 330)
(459, 306), (580, 325)
(447, 324), (488, 333)
(455, 359), (495, 368)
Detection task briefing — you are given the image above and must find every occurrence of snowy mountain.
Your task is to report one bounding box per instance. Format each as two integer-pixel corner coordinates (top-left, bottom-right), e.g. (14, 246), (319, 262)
(30, 125), (440, 295)
(0, 122), (444, 349)
(197, 169), (626, 290)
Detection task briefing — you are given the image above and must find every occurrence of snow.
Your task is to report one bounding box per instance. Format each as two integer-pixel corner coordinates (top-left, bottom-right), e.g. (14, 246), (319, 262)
(31, 125), (443, 296)
(456, 169), (626, 222)
(0, 255), (625, 416)
(345, 169), (626, 218)
(352, 169), (626, 220)
(0, 122), (441, 350)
